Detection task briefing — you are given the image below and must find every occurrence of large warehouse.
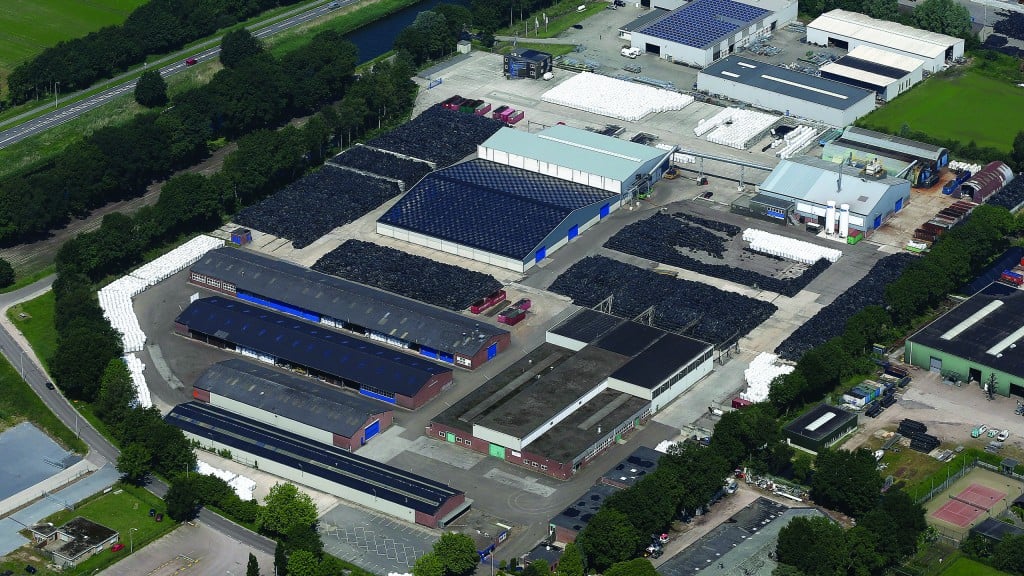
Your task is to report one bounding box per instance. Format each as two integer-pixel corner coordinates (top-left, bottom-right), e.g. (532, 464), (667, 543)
(190, 248), (509, 370)
(906, 282), (1024, 397)
(807, 9), (964, 72)
(175, 297), (454, 409)
(377, 159), (621, 273)
(783, 404), (858, 453)
(818, 45), (923, 101)
(427, 309), (713, 479)
(696, 56), (876, 126)
(627, 0), (797, 67)
(821, 126), (949, 187)
(758, 155), (911, 235)
(167, 402), (468, 527)
(192, 359), (393, 452)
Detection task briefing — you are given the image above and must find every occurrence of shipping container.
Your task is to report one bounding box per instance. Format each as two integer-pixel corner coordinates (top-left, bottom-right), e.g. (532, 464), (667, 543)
(512, 298), (531, 311)
(487, 289), (507, 306)
(492, 105), (510, 119)
(499, 108), (516, 122)
(474, 102), (492, 116)
(506, 110), (525, 124)
(731, 397), (753, 409)
(497, 307), (526, 326)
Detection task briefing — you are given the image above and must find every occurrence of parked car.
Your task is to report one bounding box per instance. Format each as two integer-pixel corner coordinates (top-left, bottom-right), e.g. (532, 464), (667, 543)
(149, 508), (156, 517)
(702, 191), (714, 199)
(111, 543), (125, 552)
(185, 57), (198, 66)
(663, 166), (679, 179)
(571, 24), (583, 29)
(972, 424), (989, 438)
(155, 513), (164, 522)
(988, 428), (999, 438)
(44, 382), (54, 390)
(614, 0), (626, 5)
(998, 429), (1010, 442)
(25, 567), (36, 575)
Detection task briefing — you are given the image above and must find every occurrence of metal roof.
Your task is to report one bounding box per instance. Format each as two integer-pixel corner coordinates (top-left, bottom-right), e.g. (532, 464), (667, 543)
(620, 8), (674, 33)
(481, 125), (669, 184)
(191, 248), (507, 358)
(636, 0), (769, 49)
(698, 56), (875, 110)
(758, 155), (907, 216)
(819, 63), (899, 89)
(550, 483), (618, 533)
(840, 126), (947, 160)
(783, 404), (857, 441)
(167, 402), (462, 514)
(842, 45), (924, 73)
(548, 308), (625, 345)
(378, 159), (617, 261)
(972, 517), (1024, 542)
(599, 446), (665, 488)
(809, 9), (958, 59)
(610, 333), (712, 389)
(193, 359), (390, 438)
(175, 297), (450, 398)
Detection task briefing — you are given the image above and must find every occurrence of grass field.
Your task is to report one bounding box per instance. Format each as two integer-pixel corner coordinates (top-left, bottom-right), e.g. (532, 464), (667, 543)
(0, 350), (86, 452)
(0, 0), (146, 80)
(7, 291), (58, 369)
(938, 556), (1008, 576)
(858, 68), (1024, 151)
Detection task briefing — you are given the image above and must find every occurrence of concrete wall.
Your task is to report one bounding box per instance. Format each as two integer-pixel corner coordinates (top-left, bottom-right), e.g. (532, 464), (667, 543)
(696, 72), (875, 125)
(905, 341), (1016, 397)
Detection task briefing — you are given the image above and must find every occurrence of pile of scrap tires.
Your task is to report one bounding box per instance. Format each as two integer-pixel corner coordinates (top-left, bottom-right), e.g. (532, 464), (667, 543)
(995, 13), (1024, 42)
(234, 166), (400, 249)
(986, 177), (1024, 211)
(548, 255), (777, 345)
(367, 107), (503, 168)
(312, 240), (502, 310)
(329, 145), (432, 189)
(604, 212), (831, 297)
(775, 253), (916, 360)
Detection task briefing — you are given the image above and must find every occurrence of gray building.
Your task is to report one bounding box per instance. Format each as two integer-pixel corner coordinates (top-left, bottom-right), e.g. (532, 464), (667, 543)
(697, 55), (876, 126)
(783, 404), (858, 453)
(628, 0), (797, 67)
(818, 45), (923, 101)
(758, 155), (911, 234)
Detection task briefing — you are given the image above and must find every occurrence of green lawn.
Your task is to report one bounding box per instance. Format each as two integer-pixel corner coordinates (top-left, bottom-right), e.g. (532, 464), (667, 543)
(6, 290), (58, 369)
(938, 556), (1009, 576)
(0, 350), (86, 452)
(858, 69), (1024, 151)
(0, 0), (146, 80)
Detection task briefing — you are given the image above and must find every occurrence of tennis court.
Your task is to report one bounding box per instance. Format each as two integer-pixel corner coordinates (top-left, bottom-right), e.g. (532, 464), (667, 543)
(925, 467), (1022, 536)
(930, 483), (1006, 527)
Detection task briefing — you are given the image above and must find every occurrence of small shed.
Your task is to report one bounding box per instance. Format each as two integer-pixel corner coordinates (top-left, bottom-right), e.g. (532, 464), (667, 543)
(457, 40), (472, 54)
(50, 517), (119, 568)
(230, 227), (252, 246)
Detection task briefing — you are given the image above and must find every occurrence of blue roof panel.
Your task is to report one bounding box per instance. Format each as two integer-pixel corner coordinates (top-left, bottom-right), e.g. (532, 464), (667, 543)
(638, 0), (769, 49)
(175, 297), (450, 397)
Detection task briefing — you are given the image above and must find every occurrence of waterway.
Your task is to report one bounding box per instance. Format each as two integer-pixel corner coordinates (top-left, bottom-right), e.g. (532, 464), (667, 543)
(346, 0), (469, 62)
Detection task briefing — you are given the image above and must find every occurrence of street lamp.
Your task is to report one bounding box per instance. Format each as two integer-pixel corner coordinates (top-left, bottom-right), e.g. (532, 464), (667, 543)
(129, 527), (138, 554)
(54, 81), (59, 109)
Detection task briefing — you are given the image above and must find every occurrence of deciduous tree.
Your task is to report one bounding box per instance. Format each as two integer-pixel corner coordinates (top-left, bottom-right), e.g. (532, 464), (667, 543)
(0, 258), (13, 288)
(116, 443), (152, 485)
(811, 449), (884, 517)
(433, 533), (479, 576)
(558, 542), (585, 576)
(604, 558), (658, 576)
(134, 70), (168, 107)
(257, 483), (317, 537)
(578, 508), (642, 570)
(220, 29), (264, 69)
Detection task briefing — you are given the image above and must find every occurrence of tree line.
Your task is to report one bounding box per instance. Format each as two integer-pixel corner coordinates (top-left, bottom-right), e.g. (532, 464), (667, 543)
(801, 0), (971, 39)
(5, 0), (304, 106)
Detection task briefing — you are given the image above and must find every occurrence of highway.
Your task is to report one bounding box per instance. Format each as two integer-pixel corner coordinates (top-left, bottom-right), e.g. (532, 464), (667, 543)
(0, 0), (353, 150)
(0, 276), (276, 554)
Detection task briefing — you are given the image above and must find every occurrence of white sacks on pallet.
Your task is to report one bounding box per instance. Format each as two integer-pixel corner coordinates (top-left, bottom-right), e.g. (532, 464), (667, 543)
(776, 125), (818, 159)
(541, 72), (693, 122)
(123, 353), (152, 409)
(197, 460), (257, 501)
(696, 108), (780, 149)
(743, 228), (842, 264)
(741, 352), (794, 402)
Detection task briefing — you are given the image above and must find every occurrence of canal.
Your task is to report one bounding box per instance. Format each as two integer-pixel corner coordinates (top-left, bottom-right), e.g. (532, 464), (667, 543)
(346, 0), (469, 62)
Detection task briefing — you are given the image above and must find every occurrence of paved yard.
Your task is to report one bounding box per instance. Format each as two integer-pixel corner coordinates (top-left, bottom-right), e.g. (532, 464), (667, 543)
(98, 521), (273, 576)
(320, 503), (438, 575)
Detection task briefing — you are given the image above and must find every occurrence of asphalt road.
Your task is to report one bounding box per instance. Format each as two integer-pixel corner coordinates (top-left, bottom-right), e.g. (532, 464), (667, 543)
(0, 0), (354, 150)
(0, 277), (276, 555)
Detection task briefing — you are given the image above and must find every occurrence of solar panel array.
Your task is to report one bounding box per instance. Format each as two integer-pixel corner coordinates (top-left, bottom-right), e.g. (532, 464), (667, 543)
(639, 0), (769, 49)
(379, 160), (617, 261)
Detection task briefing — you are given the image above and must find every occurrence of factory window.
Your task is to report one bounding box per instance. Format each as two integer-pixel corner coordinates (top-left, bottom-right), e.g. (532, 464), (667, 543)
(531, 462), (539, 468)
(438, 431), (445, 438)
(541, 465), (548, 471)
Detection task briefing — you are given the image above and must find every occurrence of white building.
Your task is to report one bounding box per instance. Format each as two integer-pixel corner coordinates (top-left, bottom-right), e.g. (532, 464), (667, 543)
(818, 45), (923, 101)
(807, 9), (964, 73)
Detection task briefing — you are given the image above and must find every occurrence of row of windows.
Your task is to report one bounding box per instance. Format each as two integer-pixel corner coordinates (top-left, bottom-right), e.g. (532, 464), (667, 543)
(522, 458), (548, 471)
(436, 430), (474, 446)
(191, 273), (235, 292)
(362, 385), (396, 400)
(651, 350), (712, 398)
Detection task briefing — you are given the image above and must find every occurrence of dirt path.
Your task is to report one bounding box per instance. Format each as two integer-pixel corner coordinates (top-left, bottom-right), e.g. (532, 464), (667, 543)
(0, 143), (236, 275)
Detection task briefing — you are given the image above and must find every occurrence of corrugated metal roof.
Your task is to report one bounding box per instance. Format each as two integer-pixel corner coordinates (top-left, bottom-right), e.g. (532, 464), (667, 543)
(819, 62), (894, 88)
(841, 126), (947, 160)
(698, 56), (874, 110)
(809, 9), (957, 59)
(480, 125), (668, 183)
(844, 45), (924, 72)
(758, 155), (907, 216)
(194, 359), (390, 438)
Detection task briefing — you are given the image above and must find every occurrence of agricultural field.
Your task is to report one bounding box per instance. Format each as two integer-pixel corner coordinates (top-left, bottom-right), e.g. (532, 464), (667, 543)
(0, 0), (146, 80)
(858, 67), (1024, 152)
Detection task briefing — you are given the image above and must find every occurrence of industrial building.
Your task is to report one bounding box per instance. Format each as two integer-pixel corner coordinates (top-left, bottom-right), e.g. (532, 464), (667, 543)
(190, 248), (509, 370)
(427, 309), (713, 479)
(807, 9), (964, 72)
(818, 45), (923, 101)
(783, 404), (858, 453)
(957, 161), (1015, 203)
(696, 56), (876, 126)
(192, 359), (393, 452)
(175, 297), (454, 410)
(598, 446), (665, 490)
(503, 49), (552, 79)
(167, 402), (469, 527)
(906, 282), (1024, 397)
(757, 155), (912, 235)
(549, 484), (618, 543)
(377, 158), (623, 273)
(821, 126), (949, 188)
(729, 193), (796, 226)
(627, 0), (797, 67)
(31, 518), (119, 569)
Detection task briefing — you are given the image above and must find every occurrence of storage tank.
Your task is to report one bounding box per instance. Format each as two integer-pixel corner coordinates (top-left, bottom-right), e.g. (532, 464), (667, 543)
(838, 204), (850, 238)
(825, 201), (836, 235)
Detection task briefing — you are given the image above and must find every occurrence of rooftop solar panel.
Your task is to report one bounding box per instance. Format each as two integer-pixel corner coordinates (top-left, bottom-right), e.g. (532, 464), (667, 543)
(638, 0), (769, 48)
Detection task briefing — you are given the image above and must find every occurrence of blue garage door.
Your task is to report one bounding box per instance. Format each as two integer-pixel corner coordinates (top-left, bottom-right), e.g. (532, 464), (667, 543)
(535, 246), (546, 263)
(895, 198), (903, 212)
(568, 225), (579, 241)
(600, 203), (610, 218)
(874, 214), (882, 229)
(487, 342), (497, 360)
(364, 420), (380, 442)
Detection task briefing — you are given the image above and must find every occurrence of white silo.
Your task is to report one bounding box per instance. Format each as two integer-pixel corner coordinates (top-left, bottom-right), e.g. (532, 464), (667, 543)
(825, 201), (836, 235)
(838, 204), (850, 239)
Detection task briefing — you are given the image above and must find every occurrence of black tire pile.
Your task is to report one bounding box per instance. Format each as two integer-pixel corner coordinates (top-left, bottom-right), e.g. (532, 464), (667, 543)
(311, 240), (502, 311)
(330, 146), (433, 189)
(366, 107), (504, 168)
(234, 166), (400, 249)
(603, 213), (831, 297)
(995, 13), (1024, 42)
(985, 176), (1024, 211)
(898, 419), (926, 436)
(775, 253), (916, 360)
(548, 255), (777, 345)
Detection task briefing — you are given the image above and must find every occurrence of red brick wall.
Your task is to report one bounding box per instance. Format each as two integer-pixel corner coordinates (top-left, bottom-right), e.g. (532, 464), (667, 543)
(415, 492), (467, 528)
(406, 371), (453, 409)
(466, 333), (512, 369)
(554, 525), (580, 544)
(424, 422), (573, 480)
(332, 433), (354, 451)
(192, 388), (211, 402)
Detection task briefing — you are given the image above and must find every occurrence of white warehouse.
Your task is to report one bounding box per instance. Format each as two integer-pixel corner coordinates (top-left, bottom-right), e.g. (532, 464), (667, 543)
(819, 45), (924, 101)
(807, 9), (964, 73)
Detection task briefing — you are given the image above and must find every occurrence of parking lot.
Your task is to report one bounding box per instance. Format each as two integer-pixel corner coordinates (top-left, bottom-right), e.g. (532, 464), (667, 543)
(319, 503), (439, 575)
(97, 522), (273, 576)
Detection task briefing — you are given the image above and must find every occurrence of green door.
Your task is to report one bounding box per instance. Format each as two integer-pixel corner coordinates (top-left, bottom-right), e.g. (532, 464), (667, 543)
(446, 432), (456, 443)
(489, 444), (506, 459)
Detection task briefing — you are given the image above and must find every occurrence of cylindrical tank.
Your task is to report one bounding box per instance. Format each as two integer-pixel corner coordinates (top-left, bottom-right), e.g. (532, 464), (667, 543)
(825, 201), (836, 235)
(839, 204), (850, 238)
